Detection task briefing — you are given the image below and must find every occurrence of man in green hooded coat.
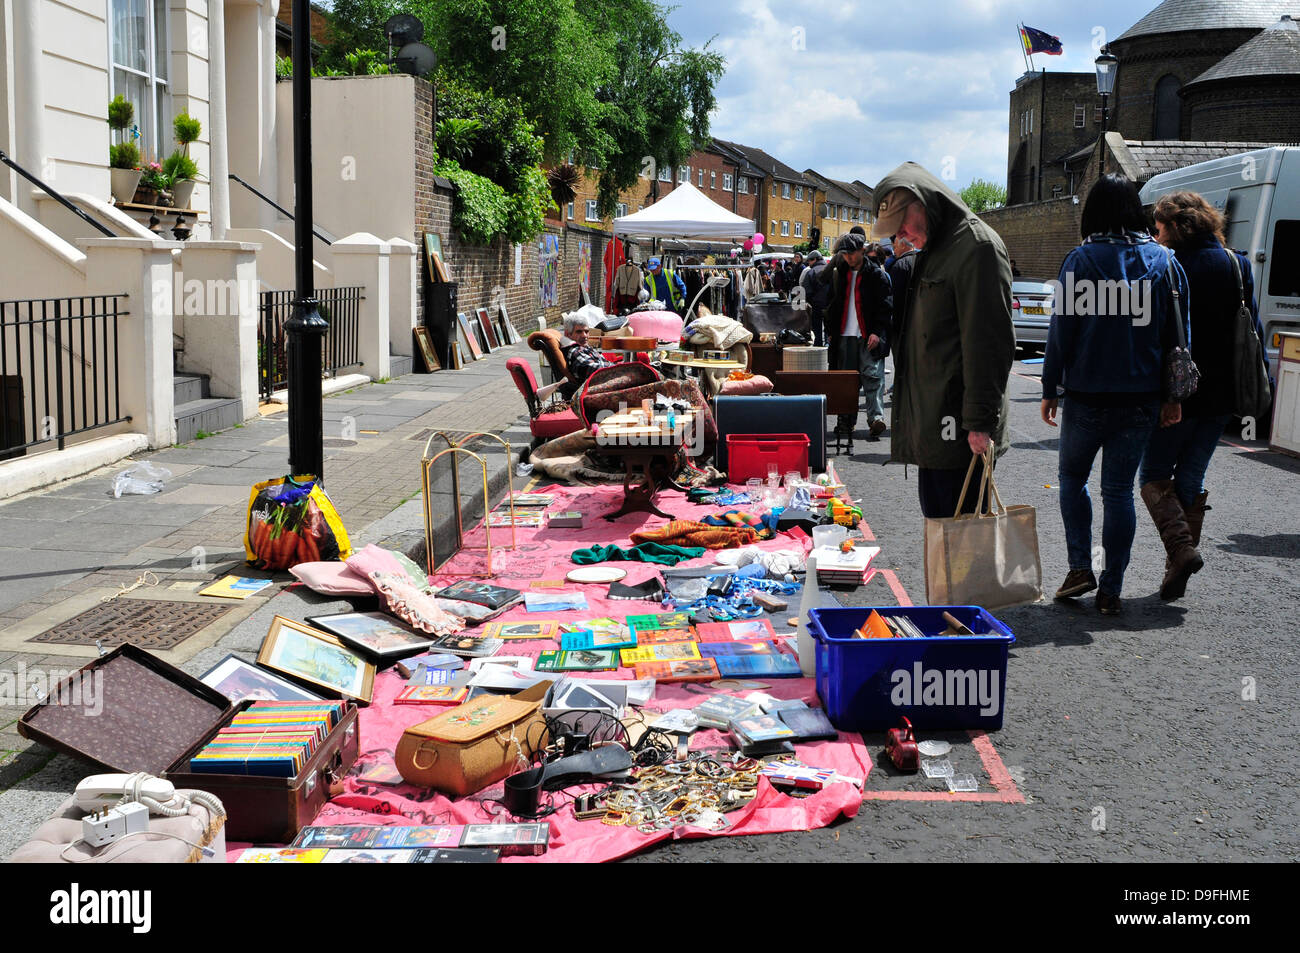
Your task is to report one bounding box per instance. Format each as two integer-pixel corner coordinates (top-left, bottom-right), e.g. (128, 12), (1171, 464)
(871, 162), (1015, 518)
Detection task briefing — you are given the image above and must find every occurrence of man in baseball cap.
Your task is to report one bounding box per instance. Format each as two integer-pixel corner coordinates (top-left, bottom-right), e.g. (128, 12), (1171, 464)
(820, 230), (892, 442)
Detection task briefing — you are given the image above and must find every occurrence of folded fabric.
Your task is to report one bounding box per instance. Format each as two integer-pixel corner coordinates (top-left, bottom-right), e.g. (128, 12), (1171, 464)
(571, 542), (705, 566)
(608, 577), (666, 601)
(701, 509), (778, 539)
(631, 520), (761, 550)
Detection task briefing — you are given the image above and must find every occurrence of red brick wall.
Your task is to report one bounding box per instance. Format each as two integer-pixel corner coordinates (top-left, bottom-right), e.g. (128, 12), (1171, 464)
(980, 197), (1083, 281)
(413, 80), (620, 334)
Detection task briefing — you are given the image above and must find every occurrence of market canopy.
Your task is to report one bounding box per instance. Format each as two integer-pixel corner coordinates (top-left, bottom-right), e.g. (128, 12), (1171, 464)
(612, 181), (756, 240)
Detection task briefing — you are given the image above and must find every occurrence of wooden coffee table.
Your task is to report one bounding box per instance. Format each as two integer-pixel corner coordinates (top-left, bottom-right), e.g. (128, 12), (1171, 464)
(595, 411), (697, 520)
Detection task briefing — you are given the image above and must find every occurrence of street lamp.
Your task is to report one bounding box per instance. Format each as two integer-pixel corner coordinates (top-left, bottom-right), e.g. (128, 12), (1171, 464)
(1095, 48), (1119, 134)
(287, 0), (328, 483)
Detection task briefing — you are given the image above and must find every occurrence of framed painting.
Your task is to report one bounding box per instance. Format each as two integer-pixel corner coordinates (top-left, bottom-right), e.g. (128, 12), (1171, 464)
(256, 615), (375, 703)
(456, 312), (484, 360)
(413, 326), (441, 372)
(475, 306), (499, 349)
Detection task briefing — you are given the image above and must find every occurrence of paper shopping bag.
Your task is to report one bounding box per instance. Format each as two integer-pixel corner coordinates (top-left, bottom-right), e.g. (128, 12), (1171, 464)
(924, 452), (1042, 610)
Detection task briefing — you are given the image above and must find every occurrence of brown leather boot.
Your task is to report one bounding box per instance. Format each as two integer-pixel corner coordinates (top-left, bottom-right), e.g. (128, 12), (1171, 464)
(1141, 480), (1204, 601)
(1184, 490), (1210, 549)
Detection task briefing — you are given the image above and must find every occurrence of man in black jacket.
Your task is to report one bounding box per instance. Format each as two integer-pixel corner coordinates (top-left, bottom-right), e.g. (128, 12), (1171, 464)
(820, 232), (893, 439)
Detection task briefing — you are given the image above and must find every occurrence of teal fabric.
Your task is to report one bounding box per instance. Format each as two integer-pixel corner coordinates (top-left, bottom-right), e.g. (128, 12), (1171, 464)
(571, 543), (705, 566)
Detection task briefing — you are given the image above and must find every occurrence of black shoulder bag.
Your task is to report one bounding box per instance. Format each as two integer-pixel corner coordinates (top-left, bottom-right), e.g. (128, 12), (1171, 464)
(1162, 250), (1200, 403)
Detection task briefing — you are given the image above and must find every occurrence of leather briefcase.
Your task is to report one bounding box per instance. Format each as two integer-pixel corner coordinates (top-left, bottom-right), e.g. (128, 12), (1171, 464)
(395, 681), (549, 796)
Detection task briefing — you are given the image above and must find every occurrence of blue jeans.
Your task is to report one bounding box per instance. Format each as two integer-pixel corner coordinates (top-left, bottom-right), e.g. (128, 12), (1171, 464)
(1057, 399), (1160, 595)
(1140, 414), (1230, 506)
(835, 336), (886, 430)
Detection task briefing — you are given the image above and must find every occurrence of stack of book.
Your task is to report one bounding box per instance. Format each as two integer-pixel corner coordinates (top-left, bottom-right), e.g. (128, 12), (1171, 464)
(728, 713), (796, 757)
(812, 544), (880, 586)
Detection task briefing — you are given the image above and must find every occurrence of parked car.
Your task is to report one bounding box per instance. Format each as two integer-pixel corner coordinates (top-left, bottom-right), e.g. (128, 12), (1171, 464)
(1011, 279), (1056, 353)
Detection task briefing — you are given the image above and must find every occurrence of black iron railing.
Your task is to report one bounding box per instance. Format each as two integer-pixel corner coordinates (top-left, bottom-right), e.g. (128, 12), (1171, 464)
(229, 173), (335, 245)
(258, 287), (364, 401)
(0, 149), (115, 238)
(1, 295), (132, 459)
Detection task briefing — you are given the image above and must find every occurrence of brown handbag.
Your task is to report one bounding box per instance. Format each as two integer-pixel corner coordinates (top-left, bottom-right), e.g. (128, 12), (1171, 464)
(394, 681), (549, 796)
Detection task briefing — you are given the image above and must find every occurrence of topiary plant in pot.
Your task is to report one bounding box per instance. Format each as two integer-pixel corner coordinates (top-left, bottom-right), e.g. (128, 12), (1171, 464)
(107, 96), (141, 203)
(169, 111), (203, 209)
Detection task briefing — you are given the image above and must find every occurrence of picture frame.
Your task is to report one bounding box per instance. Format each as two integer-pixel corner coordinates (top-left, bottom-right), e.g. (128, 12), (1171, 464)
(199, 653), (323, 704)
(413, 326), (441, 372)
(475, 306), (499, 350)
(305, 611), (437, 659)
(424, 233), (450, 283)
(450, 340), (463, 369)
(256, 615), (376, 703)
(456, 312), (484, 360)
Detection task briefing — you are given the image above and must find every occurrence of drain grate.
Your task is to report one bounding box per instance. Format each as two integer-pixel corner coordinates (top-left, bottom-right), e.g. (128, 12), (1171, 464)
(27, 598), (235, 650)
(408, 428), (475, 445)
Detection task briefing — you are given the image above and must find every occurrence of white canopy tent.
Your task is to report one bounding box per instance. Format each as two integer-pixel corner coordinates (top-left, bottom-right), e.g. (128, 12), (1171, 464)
(611, 181), (756, 240)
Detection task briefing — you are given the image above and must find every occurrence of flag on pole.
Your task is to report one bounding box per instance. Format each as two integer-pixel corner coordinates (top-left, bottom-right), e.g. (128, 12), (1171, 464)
(1020, 25), (1064, 56)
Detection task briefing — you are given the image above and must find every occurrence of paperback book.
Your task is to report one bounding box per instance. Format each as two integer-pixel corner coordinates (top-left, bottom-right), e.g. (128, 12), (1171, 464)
(619, 641), (701, 665)
(633, 658), (720, 683)
(436, 581), (523, 611)
(695, 619), (777, 642)
(535, 649), (619, 672)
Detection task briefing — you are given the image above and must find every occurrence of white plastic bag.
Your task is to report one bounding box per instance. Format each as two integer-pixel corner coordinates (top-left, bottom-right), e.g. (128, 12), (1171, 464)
(112, 461), (172, 497)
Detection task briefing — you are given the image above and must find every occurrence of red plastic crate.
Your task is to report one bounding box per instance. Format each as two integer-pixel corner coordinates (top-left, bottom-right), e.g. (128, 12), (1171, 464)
(726, 434), (810, 482)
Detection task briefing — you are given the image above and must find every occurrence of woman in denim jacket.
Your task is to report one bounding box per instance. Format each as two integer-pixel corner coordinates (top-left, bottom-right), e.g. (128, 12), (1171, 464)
(1041, 174), (1190, 616)
(1139, 191), (1265, 601)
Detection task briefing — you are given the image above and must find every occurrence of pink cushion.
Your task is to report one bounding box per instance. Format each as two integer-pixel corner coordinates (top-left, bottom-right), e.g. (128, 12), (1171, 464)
(290, 560), (375, 595)
(719, 375), (774, 395)
(628, 310), (684, 343)
(533, 408), (583, 439)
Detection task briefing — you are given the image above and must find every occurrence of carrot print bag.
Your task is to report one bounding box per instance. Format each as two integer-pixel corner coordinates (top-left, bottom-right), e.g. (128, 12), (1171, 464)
(245, 475), (352, 571)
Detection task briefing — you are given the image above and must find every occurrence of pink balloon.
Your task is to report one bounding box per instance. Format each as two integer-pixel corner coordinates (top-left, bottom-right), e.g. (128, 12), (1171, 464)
(743, 239), (754, 250)
(753, 233), (765, 245)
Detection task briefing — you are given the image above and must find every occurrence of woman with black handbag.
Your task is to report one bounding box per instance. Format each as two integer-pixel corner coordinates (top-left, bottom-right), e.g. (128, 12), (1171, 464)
(1141, 191), (1266, 600)
(1041, 175), (1191, 616)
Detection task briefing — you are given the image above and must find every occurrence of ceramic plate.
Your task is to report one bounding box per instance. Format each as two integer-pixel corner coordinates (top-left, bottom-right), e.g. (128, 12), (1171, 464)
(565, 566), (628, 584)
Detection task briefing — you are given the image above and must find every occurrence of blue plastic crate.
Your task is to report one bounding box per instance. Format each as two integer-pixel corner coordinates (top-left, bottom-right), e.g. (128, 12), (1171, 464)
(808, 606), (1015, 732)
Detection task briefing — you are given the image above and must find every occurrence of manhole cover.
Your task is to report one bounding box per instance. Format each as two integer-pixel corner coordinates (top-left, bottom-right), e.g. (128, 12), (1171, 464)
(27, 598), (235, 650)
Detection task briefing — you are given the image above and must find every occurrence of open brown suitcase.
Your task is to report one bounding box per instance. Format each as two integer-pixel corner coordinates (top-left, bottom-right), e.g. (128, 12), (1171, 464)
(17, 644), (359, 844)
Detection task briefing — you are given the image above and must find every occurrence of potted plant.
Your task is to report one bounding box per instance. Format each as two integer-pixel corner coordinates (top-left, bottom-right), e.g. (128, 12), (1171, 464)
(136, 159), (174, 207)
(107, 95), (141, 203)
(168, 111), (203, 209)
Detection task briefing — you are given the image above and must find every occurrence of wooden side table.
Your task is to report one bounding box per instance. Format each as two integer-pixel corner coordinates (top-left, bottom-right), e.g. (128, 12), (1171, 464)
(596, 412), (695, 520)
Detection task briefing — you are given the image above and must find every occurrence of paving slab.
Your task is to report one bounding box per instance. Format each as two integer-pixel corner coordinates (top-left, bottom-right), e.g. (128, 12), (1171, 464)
(154, 483), (252, 506)
(0, 496), (111, 522)
(6, 519), (169, 553)
(150, 448), (262, 466)
(82, 500), (224, 525)
(0, 549), (129, 614)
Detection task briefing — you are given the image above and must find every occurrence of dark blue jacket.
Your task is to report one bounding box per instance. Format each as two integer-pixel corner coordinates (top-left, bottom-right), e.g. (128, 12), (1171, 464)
(1042, 233), (1190, 401)
(1174, 237), (1264, 418)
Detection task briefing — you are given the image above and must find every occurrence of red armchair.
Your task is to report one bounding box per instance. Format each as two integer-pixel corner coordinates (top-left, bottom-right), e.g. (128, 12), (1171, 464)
(506, 357), (584, 459)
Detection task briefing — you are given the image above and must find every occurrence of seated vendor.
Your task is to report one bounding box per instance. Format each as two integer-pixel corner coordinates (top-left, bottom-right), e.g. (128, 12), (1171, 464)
(560, 313), (618, 387)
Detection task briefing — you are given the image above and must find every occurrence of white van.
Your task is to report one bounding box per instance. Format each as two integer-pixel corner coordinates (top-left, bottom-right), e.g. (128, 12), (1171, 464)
(1139, 147), (1300, 385)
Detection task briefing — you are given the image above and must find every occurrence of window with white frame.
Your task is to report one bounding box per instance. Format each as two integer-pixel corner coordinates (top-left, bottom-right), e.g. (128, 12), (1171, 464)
(771, 220), (778, 236)
(723, 173), (733, 191)
(795, 186), (804, 201)
(781, 221), (789, 236)
(658, 165), (672, 182)
(794, 222), (803, 237)
(567, 202), (574, 220)
(698, 168), (705, 187)
(710, 171), (716, 189)
(771, 183), (778, 198)
(586, 200), (599, 221)
(679, 165), (689, 184)
(616, 202), (628, 217)
(738, 176), (748, 194)
(1074, 104), (1086, 128)
(782, 183), (791, 199)
(109, 0), (171, 160)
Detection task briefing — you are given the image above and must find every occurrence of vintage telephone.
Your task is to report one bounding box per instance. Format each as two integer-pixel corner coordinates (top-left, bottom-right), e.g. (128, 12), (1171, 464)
(71, 772), (225, 854)
(74, 773), (178, 813)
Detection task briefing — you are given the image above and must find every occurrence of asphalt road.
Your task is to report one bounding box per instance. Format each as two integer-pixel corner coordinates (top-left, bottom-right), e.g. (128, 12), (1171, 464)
(631, 356), (1300, 862)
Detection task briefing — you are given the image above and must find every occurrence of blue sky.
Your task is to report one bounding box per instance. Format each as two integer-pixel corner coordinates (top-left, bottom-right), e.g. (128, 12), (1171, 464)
(664, 0), (1155, 191)
(315, 0), (1157, 190)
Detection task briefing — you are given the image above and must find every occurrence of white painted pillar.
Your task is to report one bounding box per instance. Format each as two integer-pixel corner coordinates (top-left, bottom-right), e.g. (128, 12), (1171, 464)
(387, 237), (417, 357)
(80, 237), (182, 449)
(12, 0), (43, 217)
(261, 0), (280, 227)
(331, 233), (391, 381)
(177, 240), (261, 418)
(209, 0), (231, 239)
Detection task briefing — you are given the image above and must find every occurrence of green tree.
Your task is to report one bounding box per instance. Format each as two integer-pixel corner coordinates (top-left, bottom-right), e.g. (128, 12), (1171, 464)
(960, 178), (1007, 213)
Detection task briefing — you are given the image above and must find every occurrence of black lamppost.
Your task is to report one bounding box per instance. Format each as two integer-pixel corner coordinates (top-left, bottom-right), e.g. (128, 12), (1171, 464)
(287, 0), (327, 482)
(1095, 48), (1119, 135)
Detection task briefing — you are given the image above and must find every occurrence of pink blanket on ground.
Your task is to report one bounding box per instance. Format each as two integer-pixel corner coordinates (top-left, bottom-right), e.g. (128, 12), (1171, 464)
(226, 483), (871, 863)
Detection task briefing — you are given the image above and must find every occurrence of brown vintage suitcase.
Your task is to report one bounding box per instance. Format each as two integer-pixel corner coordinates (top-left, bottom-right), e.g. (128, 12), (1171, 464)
(17, 644), (359, 844)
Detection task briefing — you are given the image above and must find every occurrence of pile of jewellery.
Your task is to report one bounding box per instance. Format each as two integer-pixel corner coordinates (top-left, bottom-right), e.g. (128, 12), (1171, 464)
(576, 750), (776, 834)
